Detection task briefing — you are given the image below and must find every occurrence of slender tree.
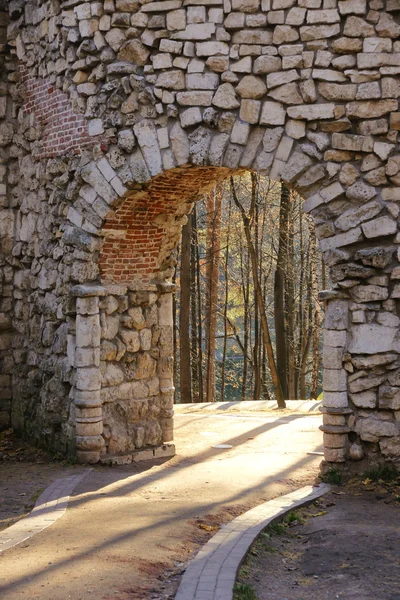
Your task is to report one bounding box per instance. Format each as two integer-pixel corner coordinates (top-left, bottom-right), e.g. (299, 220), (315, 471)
(231, 175), (286, 409)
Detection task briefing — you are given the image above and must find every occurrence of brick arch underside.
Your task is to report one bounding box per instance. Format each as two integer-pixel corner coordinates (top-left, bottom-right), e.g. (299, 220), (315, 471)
(99, 166), (237, 284)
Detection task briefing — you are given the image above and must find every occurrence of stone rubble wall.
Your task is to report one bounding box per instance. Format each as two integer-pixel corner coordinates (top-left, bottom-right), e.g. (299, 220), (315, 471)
(0, 3), (13, 430)
(1, 0), (400, 466)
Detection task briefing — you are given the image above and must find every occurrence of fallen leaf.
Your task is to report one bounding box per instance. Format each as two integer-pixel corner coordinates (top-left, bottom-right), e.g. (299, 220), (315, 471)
(311, 511), (327, 518)
(198, 524), (219, 532)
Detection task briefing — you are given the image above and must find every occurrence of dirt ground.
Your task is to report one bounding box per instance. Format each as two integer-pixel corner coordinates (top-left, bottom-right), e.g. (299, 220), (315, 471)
(0, 429), (80, 532)
(237, 474), (400, 600)
(0, 409), (323, 600)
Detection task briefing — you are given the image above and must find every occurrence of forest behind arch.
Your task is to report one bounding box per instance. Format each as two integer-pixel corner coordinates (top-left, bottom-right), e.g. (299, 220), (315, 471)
(174, 174), (327, 406)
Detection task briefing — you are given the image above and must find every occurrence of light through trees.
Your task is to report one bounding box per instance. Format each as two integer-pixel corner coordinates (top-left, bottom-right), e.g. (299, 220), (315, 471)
(174, 174), (326, 404)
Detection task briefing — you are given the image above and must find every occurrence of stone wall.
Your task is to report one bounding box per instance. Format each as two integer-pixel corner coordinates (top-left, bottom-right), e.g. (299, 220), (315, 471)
(1, 0), (400, 467)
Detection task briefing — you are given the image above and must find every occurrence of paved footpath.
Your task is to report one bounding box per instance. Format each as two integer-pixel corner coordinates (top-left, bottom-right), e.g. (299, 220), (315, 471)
(0, 404), (323, 600)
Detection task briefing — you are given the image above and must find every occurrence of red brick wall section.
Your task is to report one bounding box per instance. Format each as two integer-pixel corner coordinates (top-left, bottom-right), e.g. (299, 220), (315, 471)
(100, 167), (231, 283)
(19, 65), (95, 159)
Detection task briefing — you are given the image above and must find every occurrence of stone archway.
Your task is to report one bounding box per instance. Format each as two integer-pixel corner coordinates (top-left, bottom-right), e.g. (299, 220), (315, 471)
(1, 0), (400, 468)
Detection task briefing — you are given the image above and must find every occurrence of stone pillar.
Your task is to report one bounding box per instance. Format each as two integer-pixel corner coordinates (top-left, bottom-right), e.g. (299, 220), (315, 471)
(320, 294), (352, 465)
(71, 285), (106, 464)
(158, 285), (175, 444)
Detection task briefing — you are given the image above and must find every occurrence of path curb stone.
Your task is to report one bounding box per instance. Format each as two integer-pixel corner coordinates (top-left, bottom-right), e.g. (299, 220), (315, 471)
(175, 483), (330, 600)
(0, 469), (91, 553)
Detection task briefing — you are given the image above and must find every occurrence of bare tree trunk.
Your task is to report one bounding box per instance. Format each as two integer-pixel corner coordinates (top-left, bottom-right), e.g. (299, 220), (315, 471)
(180, 214), (192, 403)
(194, 206), (204, 402)
(231, 176), (286, 408)
(253, 198), (261, 400)
(221, 197), (231, 402)
(204, 186), (222, 402)
(274, 184), (289, 399)
(286, 190), (296, 399)
(190, 210), (199, 402)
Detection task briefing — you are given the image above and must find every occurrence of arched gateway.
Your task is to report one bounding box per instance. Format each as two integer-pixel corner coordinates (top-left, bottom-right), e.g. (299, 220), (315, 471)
(1, 0), (400, 469)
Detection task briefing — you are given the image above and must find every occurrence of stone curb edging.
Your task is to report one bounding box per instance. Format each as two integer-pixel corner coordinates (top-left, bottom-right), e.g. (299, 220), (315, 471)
(0, 469), (92, 553)
(175, 483), (330, 600)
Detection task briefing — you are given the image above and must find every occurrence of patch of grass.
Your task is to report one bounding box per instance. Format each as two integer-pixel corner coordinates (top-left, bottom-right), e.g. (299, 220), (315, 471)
(363, 465), (399, 482)
(285, 510), (301, 525)
(233, 582), (258, 600)
(266, 521), (286, 536)
(321, 468), (342, 485)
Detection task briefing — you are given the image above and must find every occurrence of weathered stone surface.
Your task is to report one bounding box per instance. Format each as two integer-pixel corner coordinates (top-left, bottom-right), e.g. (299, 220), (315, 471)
(236, 76), (267, 99)
(334, 200), (381, 232)
(356, 417), (398, 442)
(379, 386), (400, 410)
(348, 324), (396, 353)
(350, 390), (377, 409)
(212, 83), (240, 109)
(4, 0), (400, 469)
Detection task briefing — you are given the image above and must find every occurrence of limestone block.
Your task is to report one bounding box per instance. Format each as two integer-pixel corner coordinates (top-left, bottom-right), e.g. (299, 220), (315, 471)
(380, 437), (400, 457)
(324, 368), (347, 392)
(230, 120), (250, 145)
(356, 417), (398, 442)
(240, 99), (261, 124)
(152, 53), (173, 69)
(362, 216), (397, 239)
(355, 247), (394, 268)
(189, 126), (212, 165)
(236, 75), (266, 99)
(133, 120), (163, 177)
(102, 363), (124, 387)
(172, 23), (216, 40)
(158, 294), (173, 327)
(232, 0), (261, 11)
(323, 432), (348, 449)
(260, 101), (286, 126)
(206, 56), (230, 72)
(346, 99), (398, 119)
(338, 0), (367, 14)
(325, 300), (349, 331)
(300, 24), (340, 41)
(139, 328), (151, 351)
(254, 55), (282, 74)
(332, 132), (373, 152)
(324, 447), (346, 462)
(350, 390), (377, 408)
(232, 29), (273, 44)
(197, 41), (229, 56)
(230, 57), (252, 73)
(335, 200), (382, 233)
(286, 7), (307, 25)
(209, 133), (230, 165)
(176, 91), (214, 106)
(167, 9), (186, 31)
(379, 385), (400, 410)
(348, 324), (396, 354)
(287, 103), (335, 120)
(273, 25), (299, 44)
(267, 69), (299, 89)
(281, 150), (312, 183)
(76, 367), (102, 391)
(212, 83), (240, 109)
(350, 285), (388, 303)
(76, 315), (101, 348)
(180, 107), (203, 127)
(187, 73), (219, 89)
(349, 374), (386, 394)
(376, 12), (400, 38)
(323, 391), (349, 408)
(156, 70), (185, 90)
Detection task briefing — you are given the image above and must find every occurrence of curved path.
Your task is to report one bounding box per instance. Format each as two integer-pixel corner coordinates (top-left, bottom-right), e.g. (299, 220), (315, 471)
(0, 406), (323, 600)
